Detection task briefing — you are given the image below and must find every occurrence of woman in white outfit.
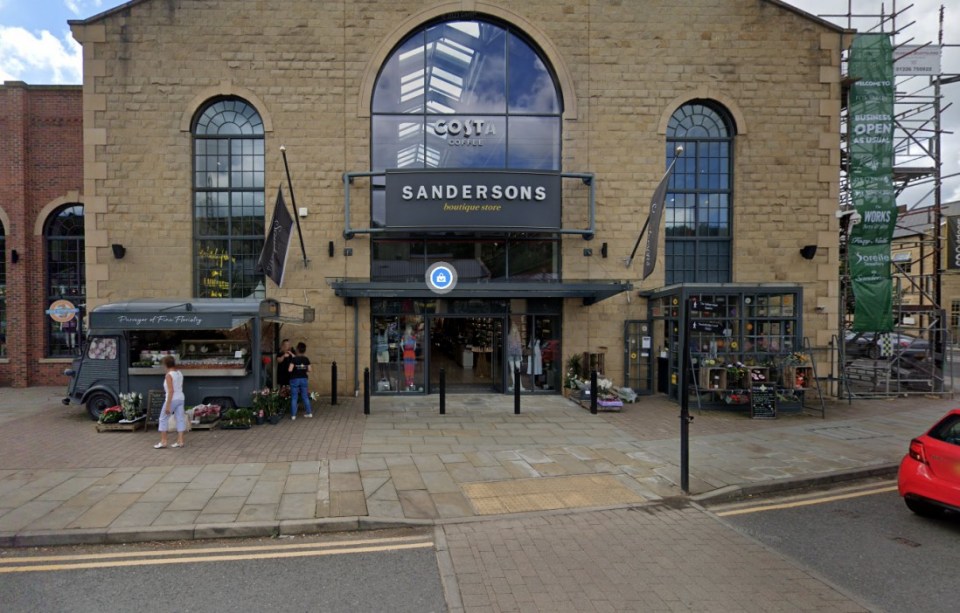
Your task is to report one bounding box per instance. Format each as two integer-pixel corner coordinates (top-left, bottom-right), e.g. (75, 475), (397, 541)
(155, 355), (186, 449)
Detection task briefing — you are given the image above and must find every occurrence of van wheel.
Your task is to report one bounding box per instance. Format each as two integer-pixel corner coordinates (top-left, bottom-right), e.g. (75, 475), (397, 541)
(205, 397), (236, 410)
(85, 391), (117, 421)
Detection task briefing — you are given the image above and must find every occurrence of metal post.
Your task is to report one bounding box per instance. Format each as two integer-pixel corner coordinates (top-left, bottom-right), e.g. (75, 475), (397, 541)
(680, 300), (691, 493)
(331, 361), (338, 406)
(514, 367), (521, 414)
(439, 368), (446, 415)
(590, 370), (598, 414)
(363, 367), (370, 415)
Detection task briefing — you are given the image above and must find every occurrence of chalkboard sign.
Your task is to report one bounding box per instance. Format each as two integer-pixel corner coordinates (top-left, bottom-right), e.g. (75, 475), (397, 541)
(145, 389), (166, 430)
(750, 385), (777, 419)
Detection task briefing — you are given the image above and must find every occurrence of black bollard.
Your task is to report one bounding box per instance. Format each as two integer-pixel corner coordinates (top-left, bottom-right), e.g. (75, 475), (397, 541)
(590, 369), (598, 414)
(439, 367), (446, 415)
(331, 361), (338, 406)
(514, 366), (521, 414)
(363, 367), (370, 415)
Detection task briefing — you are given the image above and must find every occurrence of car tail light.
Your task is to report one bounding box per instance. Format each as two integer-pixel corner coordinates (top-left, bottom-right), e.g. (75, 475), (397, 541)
(908, 438), (928, 464)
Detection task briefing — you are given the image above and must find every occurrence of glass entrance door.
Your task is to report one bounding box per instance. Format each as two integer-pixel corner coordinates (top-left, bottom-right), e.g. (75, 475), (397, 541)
(427, 315), (500, 392)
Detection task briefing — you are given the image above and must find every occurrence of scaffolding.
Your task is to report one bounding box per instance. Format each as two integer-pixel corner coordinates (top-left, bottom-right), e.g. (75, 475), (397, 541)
(826, 1), (959, 398)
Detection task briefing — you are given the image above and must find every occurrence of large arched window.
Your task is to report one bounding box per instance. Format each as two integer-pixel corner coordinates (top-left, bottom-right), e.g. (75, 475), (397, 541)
(370, 18), (563, 281)
(192, 98), (265, 298)
(665, 102), (734, 284)
(46, 205), (85, 357)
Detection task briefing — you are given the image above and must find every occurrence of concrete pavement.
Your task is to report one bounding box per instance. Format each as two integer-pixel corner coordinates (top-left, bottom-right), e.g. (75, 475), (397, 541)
(0, 386), (953, 547)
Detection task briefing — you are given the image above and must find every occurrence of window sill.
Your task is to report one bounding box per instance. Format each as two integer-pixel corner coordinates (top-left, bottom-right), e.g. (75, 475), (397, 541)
(0, 358), (9, 364)
(39, 358), (76, 364)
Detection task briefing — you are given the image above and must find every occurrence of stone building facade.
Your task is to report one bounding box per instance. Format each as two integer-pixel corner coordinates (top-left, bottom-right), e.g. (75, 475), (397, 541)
(0, 82), (84, 387)
(68, 0), (846, 398)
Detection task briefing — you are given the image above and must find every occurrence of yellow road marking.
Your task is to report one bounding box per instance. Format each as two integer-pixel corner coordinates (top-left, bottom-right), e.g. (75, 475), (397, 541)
(0, 534), (427, 565)
(715, 485), (899, 517)
(0, 540), (434, 574)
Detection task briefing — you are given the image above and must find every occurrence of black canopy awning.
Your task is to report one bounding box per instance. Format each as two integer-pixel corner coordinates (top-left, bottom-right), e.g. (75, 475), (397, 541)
(327, 278), (632, 306)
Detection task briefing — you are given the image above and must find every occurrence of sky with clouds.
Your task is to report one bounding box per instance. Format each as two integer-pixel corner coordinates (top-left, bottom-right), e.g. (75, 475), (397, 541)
(1, 0), (957, 203)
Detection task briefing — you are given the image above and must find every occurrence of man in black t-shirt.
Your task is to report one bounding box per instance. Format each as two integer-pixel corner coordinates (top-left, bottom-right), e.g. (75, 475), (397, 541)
(288, 342), (312, 420)
(276, 339), (293, 388)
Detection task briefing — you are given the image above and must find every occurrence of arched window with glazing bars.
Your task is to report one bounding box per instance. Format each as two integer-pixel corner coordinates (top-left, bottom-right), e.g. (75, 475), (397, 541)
(665, 102), (735, 284)
(45, 205), (85, 357)
(192, 98), (265, 298)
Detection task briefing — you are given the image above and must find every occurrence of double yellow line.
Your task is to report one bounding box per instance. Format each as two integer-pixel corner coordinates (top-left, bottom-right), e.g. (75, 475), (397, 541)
(0, 534), (434, 574)
(713, 483), (898, 517)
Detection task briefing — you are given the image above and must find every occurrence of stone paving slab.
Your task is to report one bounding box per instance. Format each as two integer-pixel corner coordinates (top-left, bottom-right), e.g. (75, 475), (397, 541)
(442, 504), (872, 612)
(0, 386), (955, 548)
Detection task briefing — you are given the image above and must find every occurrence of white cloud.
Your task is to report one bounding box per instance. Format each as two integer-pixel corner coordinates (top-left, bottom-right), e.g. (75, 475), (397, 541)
(0, 26), (82, 84)
(64, 1), (104, 17)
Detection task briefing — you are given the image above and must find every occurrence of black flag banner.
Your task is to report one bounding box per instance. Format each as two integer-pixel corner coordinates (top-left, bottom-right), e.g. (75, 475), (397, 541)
(641, 158), (678, 280)
(257, 187), (294, 287)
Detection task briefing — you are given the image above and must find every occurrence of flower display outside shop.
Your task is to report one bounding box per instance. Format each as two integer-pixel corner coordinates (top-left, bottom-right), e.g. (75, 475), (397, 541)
(119, 392), (143, 421)
(191, 404), (221, 423)
(221, 408), (254, 428)
(98, 405), (123, 424)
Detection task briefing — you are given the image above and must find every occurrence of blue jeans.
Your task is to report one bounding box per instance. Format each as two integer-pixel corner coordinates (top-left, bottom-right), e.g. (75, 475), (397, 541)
(290, 378), (312, 418)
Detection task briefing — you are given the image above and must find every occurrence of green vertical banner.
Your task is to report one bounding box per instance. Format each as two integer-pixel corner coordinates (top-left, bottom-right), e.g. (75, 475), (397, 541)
(848, 34), (896, 332)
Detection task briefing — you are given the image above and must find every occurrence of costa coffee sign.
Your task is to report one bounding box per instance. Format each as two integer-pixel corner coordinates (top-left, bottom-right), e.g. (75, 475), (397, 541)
(384, 170), (562, 230)
(430, 118), (499, 147)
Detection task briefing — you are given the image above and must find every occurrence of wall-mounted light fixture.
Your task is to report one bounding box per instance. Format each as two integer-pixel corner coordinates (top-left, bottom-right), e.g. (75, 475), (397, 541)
(111, 244), (126, 259)
(799, 245), (818, 260)
(10, 249), (19, 263)
(601, 242), (608, 258)
(328, 241), (335, 257)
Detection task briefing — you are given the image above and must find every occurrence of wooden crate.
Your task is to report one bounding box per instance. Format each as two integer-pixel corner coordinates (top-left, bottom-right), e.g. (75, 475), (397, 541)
(699, 367), (727, 390)
(782, 365), (814, 389)
(190, 418), (221, 430)
(96, 419), (145, 432)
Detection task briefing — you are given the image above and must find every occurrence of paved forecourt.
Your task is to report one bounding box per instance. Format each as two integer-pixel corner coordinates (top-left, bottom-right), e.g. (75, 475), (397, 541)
(0, 386), (952, 546)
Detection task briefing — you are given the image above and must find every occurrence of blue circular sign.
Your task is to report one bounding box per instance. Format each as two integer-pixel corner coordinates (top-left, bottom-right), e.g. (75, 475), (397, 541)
(425, 262), (458, 294)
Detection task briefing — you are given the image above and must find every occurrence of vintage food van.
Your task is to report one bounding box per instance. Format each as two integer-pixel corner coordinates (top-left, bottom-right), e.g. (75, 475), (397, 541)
(63, 298), (313, 420)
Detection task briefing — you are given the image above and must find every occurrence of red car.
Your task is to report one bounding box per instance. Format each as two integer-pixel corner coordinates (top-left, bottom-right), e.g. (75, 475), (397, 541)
(897, 408), (960, 517)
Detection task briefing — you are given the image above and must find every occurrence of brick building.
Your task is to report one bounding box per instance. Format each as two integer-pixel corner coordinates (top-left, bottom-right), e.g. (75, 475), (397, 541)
(0, 82), (84, 387)
(65, 0), (847, 401)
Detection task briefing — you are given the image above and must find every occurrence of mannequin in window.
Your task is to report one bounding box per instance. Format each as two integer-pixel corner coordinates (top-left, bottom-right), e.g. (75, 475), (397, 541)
(507, 324), (525, 391)
(401, 325), (417, 390)
(527, 336), (542, 387)
(375, 325), (390, 382)
(62, 318), (78, 350)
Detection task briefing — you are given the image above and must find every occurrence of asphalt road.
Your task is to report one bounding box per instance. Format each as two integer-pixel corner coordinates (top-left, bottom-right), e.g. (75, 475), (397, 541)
(0, 529), (446, 613)
(712, 480), (960, 613)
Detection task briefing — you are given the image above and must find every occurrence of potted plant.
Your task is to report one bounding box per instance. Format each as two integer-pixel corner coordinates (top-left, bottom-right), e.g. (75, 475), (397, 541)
(563, 354), (583, 398)
(221, 408), (254, 429)
(118, 392), (143, 422)
(98, 405), (123, 424)
(191, 404), (221, 424)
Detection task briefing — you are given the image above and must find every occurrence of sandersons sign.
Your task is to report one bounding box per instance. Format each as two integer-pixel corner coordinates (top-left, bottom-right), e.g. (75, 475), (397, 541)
(384, 170), (562, 230)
